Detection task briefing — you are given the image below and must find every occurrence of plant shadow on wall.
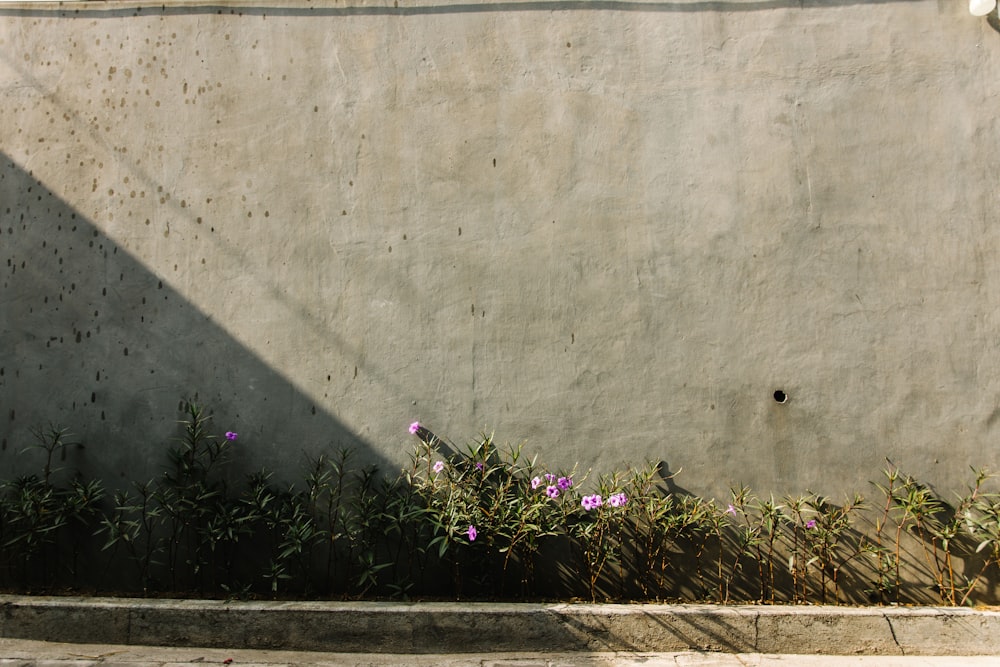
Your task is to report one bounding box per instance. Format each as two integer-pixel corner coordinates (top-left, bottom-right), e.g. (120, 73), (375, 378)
(3, 414), (1000, 603)
(0, 153), (384, 512)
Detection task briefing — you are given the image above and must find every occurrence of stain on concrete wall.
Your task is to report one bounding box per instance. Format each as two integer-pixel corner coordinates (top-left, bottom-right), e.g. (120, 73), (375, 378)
(1, 0), (999, 497)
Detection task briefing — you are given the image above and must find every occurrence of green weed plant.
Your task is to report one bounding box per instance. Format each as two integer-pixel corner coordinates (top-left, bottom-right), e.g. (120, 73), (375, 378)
(1, 406), (999, 606)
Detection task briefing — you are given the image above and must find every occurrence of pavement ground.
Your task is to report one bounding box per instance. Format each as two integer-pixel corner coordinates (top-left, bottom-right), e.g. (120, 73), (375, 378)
(1, 640), (999, 667)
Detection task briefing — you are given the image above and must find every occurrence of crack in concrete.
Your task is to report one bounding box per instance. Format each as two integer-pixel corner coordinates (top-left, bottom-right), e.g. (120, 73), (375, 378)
(883, 612), (904, 656)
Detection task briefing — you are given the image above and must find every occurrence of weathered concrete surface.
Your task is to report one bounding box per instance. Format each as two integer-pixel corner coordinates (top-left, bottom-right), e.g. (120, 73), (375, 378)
(5, 640), (1000, 667)
(2, 1), (1000, 499)
(2, 597), (1000, 656)
(4, 640), (1000, 667)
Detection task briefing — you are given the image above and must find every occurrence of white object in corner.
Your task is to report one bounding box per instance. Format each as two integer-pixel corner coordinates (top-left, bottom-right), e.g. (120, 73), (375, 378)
(970, 0), (997, 17)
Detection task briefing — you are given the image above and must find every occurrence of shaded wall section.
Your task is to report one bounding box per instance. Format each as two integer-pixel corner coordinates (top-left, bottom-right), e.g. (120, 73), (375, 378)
(1, 0), (1000, 497)
(0, 156), (380, 482)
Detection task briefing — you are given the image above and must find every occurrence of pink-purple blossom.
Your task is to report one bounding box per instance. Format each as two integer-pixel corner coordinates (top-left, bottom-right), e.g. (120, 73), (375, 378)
(409, 421), (421, 435)
(432, 460), (445, 473)
(581, 494), (603, 511)
(467, 525), (478, 542)
(531, 476), (542, 489)
(225, 431), (238, 441)
(805, 519), (817, 529)
(545, 473), (556, 482)
(607, 492), (628, 508)
(725, 504), (737, 516)
(546, 485), (560, 499)
(557, 476), (573, 490)
(475, 462), (484, 471)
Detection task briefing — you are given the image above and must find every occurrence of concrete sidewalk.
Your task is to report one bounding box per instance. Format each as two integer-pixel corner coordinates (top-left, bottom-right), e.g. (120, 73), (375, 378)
(1, 640), (1000, 666)
(2, 596), (1000, 662)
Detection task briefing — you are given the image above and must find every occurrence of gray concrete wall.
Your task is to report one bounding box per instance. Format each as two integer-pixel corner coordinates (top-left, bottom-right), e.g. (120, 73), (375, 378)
(1, 0), (999, 499)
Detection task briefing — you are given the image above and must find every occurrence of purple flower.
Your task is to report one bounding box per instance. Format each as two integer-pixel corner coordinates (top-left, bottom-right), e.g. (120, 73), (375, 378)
(475, 462), (484, 471)
(806, 519), (817, 529)
(581, 494), (603, 510)
(531, 476), (542, 489)
(409, 421), (421, 435)
(725, 504), (737, 516)
(546, 485), (560, 499)
(545, 473), (556, 482)
(557, 476), (572, 490)
(467, 525), (478, 542)
(608, 492), (628, 508)
(225, 431), (238, 441)
(432, 460), (445, 474)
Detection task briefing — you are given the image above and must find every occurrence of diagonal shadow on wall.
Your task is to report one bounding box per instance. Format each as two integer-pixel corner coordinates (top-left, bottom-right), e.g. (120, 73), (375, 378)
(0, 153), (384, 486)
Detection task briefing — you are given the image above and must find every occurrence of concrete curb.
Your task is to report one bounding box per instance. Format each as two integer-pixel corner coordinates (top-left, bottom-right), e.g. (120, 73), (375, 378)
(1, 596), (998, 656)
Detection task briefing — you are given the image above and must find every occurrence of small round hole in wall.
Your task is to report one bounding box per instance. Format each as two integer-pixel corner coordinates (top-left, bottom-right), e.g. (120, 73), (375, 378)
(773, 390), (788, 404)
